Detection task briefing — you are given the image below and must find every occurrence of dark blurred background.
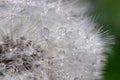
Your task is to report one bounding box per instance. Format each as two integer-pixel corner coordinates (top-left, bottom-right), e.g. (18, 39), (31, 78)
(90, 0), (120, 80)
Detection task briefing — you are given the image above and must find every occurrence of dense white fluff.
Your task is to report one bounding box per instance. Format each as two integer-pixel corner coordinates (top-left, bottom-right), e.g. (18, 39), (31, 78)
(0, 0), (113, 80)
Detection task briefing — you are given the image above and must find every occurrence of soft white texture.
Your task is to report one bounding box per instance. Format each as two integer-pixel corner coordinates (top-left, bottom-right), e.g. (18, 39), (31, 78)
(0, 0), (113, 80)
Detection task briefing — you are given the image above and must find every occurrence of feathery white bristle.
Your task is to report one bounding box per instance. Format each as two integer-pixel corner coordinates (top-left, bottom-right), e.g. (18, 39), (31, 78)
(0, 0), (113, 80)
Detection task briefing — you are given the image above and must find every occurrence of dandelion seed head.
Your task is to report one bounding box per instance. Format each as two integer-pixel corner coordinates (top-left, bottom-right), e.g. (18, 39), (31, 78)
(0, 0), (113, 80)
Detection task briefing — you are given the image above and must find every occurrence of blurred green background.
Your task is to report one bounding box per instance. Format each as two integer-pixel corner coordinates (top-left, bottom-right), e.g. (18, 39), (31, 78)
(90, 0), (120, 80)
